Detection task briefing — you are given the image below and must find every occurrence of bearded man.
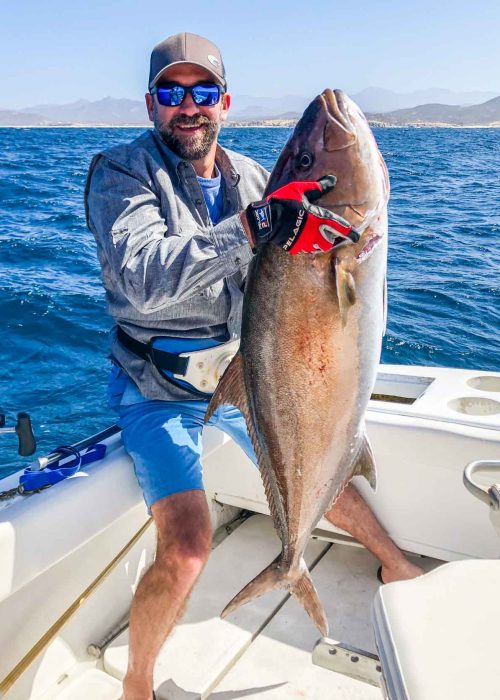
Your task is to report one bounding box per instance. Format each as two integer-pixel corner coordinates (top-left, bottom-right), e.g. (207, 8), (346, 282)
(85, 32), (422, 700)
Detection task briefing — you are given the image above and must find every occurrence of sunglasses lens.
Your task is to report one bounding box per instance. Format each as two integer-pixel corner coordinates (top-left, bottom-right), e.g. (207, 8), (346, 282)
(156, 85), (186, 106)
(191, 84), (221, 106)
(154, 83), (221, 107)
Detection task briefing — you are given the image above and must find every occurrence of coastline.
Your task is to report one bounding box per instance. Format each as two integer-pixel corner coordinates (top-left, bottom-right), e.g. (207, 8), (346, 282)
(1, 122), (500, 129)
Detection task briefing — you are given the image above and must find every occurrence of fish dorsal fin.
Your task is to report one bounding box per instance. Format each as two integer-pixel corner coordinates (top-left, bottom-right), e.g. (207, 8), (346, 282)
(382, 274), (387, 337)
(353, 434), (377, 491)
(205, 353), (288, 539)
(205, 351), (248, 421)
(335, 258), (357, 327)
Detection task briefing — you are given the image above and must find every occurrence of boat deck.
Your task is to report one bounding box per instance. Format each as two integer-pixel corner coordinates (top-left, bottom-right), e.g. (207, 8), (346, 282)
(43, 514), (441, 700)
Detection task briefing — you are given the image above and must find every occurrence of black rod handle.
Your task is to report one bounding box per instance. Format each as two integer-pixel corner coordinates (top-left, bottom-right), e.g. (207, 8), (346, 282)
(16, 413), (36, 456)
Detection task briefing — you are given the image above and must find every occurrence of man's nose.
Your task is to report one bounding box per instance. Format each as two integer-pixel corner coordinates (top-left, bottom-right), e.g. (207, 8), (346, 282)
(177, 92), (199, 116)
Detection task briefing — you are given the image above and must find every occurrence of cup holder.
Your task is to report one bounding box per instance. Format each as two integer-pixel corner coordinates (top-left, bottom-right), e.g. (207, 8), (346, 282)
(466, 376), (500, 392)
(448, 397), (500, 416)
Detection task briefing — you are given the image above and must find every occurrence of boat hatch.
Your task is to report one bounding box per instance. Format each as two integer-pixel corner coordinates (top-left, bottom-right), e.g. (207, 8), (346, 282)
(371, 373), (434, 405)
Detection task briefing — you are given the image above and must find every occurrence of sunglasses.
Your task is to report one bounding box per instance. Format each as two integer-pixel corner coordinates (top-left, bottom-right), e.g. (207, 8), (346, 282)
(151, 81), (222, 107)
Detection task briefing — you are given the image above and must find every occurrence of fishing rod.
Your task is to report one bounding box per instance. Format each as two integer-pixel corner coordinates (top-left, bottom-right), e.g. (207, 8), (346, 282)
(0, 422), (121, 500)
(0, 410), (36, 456)
(32, 423), (120, 470)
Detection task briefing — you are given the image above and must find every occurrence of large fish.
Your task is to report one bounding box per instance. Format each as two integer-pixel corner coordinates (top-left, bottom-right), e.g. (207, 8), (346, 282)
(206, 89), (389, 635)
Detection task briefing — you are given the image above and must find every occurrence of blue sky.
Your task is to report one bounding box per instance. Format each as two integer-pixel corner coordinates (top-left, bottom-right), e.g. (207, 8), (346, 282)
(3, 0), (500, 108)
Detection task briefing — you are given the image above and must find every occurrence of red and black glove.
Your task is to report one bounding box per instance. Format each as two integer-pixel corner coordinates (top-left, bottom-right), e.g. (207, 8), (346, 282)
(246, 175), (360, 254)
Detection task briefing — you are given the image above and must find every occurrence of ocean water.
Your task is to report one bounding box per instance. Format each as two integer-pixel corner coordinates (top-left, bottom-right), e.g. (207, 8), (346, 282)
(0, 126), (499, 478)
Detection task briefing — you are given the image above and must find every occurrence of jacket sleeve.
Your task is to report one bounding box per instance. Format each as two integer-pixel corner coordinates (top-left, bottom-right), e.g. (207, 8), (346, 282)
(86, 157), (254, 314)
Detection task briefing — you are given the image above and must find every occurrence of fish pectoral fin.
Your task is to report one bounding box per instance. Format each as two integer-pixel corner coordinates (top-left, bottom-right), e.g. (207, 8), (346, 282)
(353, 435), (377, 491)
(205, 351), (249, 422)
(335, 258), (357, 327)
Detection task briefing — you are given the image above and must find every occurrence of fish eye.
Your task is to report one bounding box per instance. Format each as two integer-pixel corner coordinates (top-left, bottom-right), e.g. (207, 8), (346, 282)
(296, 151), (314, 170)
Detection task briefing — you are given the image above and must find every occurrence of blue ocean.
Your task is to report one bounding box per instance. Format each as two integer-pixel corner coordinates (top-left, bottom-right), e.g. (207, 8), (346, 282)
(1, 127), (499, 477)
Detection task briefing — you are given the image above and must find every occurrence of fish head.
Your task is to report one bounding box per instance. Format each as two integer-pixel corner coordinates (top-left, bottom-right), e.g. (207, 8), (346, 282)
(266, 89), (389, 244)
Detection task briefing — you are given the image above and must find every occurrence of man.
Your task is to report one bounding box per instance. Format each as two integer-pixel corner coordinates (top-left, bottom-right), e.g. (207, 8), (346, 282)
(85, 32), (422, 700)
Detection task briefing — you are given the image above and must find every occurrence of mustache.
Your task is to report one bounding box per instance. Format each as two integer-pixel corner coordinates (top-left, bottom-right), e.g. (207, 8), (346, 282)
(170, 115), (211, 128)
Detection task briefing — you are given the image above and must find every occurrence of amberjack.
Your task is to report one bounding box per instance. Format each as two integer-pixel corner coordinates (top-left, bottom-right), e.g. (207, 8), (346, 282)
(206, 89), (389, 635)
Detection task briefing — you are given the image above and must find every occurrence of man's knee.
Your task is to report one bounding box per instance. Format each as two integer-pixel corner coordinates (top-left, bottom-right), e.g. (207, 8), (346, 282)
(157, 536), (211, 584)
(152, 490), (212, 583)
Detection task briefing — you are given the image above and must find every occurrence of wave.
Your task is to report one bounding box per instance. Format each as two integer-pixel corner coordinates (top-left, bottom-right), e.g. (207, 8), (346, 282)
(1, 126), (499, 477)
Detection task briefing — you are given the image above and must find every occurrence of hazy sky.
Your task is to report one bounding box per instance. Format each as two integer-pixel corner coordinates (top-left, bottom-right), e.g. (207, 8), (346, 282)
(3, 0), (499, 108)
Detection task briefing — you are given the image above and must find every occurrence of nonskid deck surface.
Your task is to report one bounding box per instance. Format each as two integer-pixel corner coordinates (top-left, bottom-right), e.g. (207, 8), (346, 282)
(210, 542), (382, 700)
(46, 515), (441, 700)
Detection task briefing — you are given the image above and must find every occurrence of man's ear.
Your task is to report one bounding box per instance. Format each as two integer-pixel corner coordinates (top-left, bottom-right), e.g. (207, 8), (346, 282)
(220, 92), (231, 122)
(145, 93), (154, 122)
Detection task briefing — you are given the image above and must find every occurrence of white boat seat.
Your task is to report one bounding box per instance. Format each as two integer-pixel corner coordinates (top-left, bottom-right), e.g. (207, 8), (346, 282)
(372, 559), (500, 700)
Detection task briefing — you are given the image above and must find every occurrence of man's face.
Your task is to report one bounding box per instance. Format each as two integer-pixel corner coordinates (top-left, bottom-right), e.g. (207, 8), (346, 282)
(146, 64), (231, 160)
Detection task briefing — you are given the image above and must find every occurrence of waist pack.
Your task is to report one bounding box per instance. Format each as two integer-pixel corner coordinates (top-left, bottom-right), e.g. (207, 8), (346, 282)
(117, 326), (239, 396)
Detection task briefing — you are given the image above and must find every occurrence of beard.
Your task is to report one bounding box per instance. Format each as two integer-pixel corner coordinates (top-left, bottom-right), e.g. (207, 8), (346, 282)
(155, 109), (220, 160)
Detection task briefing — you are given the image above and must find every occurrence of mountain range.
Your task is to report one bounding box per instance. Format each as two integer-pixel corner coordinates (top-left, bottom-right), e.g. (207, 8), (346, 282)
(230, 88), (498, 119)
(1, 88), (499, 127)
(366, 96), (500, 127)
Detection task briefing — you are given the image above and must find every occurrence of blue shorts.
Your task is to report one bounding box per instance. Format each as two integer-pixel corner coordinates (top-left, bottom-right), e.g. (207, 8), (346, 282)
(118, 398), (258, 511)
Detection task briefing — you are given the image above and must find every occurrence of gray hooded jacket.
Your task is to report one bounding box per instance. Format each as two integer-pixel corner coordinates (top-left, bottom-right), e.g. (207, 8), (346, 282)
(85, 128), (269, 401)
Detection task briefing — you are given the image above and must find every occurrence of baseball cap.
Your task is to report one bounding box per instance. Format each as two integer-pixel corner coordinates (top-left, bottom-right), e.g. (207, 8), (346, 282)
(149, 33), (227, 90)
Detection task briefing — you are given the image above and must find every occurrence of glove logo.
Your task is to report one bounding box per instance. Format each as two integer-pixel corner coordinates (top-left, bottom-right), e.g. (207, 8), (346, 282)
(257, 208), (269, 229)
(250, 202), (272, 239)
(293, 209), (305, 235)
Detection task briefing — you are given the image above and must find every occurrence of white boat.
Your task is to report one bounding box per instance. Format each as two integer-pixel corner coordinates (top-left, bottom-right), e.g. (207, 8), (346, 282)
(1, 364), (499, 700)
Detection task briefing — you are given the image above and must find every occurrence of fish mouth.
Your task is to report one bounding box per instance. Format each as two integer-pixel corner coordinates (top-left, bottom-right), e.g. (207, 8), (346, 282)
(356, 232), (384, 261)
(266, 88), (389, 232)
(318, 89), (389, 236)
(320, 89), (358, 152)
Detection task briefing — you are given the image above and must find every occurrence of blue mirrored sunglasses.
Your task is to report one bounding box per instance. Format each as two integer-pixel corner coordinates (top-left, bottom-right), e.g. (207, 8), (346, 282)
(151, 82), (222, 107)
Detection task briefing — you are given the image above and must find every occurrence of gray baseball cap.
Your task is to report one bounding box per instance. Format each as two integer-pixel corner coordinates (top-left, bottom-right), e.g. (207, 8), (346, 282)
(149, 33), (227, 90)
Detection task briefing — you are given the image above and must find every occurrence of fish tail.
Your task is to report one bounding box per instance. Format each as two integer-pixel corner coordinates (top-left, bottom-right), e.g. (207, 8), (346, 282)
(221, 555), (329, 636)
(292, 561), (329, 636)
(220, 557), (283, 620)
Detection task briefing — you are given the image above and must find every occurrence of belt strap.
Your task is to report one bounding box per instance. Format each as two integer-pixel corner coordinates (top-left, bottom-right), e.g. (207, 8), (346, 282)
(117, 327), (189, 376)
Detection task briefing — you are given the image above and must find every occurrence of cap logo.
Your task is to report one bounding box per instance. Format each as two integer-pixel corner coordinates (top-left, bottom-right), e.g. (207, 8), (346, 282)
(207, 54), (220, 67)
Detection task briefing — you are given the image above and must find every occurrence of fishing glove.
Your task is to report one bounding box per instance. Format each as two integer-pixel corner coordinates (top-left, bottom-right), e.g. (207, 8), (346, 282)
(246, 175), (360, 254)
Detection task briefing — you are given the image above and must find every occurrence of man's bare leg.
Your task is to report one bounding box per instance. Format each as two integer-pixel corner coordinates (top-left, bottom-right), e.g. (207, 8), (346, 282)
(121, 490), (212, 700)
(323, 483), (423, 583)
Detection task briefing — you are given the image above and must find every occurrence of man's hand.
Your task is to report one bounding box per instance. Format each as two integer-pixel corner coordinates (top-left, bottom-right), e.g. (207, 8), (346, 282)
(245, 176), (360, 254)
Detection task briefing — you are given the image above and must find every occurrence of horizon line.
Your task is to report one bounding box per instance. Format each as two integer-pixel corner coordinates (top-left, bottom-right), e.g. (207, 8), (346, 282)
(3, 86), (500, 111)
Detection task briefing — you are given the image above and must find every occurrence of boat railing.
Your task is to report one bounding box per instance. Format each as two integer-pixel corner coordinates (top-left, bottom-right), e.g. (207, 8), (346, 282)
(463, 459), (500, 510)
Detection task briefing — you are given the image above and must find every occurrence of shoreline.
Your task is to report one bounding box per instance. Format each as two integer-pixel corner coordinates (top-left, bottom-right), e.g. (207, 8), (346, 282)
(1, 123), (500, 129)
